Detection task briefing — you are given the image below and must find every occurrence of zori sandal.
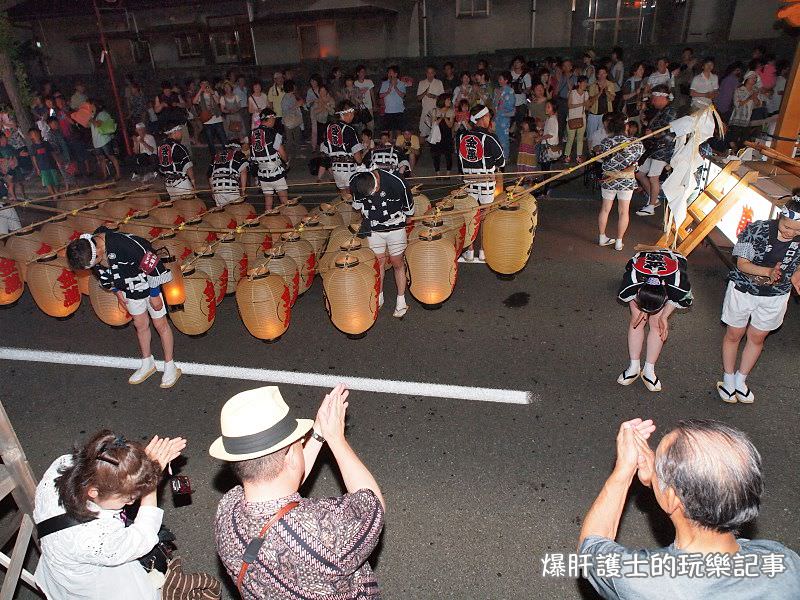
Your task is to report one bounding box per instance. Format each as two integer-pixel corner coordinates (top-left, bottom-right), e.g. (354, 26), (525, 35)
(641, 373), (662, 392)
(716, 382), (737, 404)
(735, 386), (755, 404)
(617, 369), (640, 386)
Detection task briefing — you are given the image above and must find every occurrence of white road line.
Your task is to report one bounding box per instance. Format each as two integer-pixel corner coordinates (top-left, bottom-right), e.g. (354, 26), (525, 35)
(0, 347), (532, 405)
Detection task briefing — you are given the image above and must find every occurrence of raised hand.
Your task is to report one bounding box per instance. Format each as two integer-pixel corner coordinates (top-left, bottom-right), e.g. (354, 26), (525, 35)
(318, 384), (349, 445)
(145, 435), (187, 471)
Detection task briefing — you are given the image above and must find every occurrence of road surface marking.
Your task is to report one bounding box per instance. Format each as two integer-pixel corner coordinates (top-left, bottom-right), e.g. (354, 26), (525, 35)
(0, 347), (532, 405)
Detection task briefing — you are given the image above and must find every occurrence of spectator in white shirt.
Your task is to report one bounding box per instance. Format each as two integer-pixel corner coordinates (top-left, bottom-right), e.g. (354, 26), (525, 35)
(690, 58), (719, 111)
(645, 57), (673, 96)
(416, 66), (444, 137)
(354, 65), (375, 129)
(131, 122), (157, 182)
(610, 46), (625, 88)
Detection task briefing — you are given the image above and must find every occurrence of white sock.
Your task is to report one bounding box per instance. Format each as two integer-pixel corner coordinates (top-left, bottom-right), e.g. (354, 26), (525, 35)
(614, 239), (624, 251)
(163, 360), (176, 373)
(141, 356), (155, 369)
(735, 371), (748, 390)
(723, 372), (736, 389)
(626, 359), (640, 376)
(379, 291), (384, 306)
(463, 248), (474, 260)
(599, 234), (611, 244)
(396, 295), (407, 309)
(642, 362), (656, 379)
(478, 249), (485, 260)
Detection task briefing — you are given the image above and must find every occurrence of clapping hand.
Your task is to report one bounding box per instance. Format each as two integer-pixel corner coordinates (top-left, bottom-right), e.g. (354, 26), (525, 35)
(317, 384), (349, 445)
(614, 418), (656, 479)
(145, 435), (187, 471)
(768, 262), (783, 285)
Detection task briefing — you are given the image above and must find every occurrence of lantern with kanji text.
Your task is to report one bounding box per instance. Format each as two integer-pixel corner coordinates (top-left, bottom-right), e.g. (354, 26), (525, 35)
(236, 264), (291, 341)
(26, 254), (82, 318)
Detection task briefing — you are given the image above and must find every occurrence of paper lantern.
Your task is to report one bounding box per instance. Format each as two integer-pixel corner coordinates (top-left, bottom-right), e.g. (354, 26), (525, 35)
(407, 192), (431, 234)
(89, 275), (131, 326)
(153, 233), (194, 264)
(26, 255), (81, 317)
(177, 218), (218, 252)
(482, 202), (535, 275)
(298, 215), (329, 258)
(406, 227), (458, 306)
(279, 232), (316, 294)
(168, 267), (216, 335)
(97, 199), (137, 221)
(57, 196), (93, 213)
(75, 269), (90, 296)
(149, 204), (186, 227)
(5, 230), (53, 281)
(236, 266), (291, 341)
(261, 210), (293, 244)
(172, 197), (207, 220)
(193, 251), (228, 304)
(321, 238), (379, 283)
(125, 193), (161, 212)
(449, 190), (481, 247)
(0, 252), (24, 305)
(224, 200), (257, 225)
(501, 185), (538, 230)
(162, 261), (186, 306)
(215, 236), (248, 294)
(118, 216), (163, 240)
(40, 218), (81, 250)
(323, 254), (379, 337)
(414, 215), (461, 255)
(311, 202), (345, 228)
(334, 197), (361, 227)
(237, 222), (272, 264)
(204, 207), (238, 232)
(67, 213), (108, 235)
(279, 198), (308, 226)
(253, 248), (300, 306)
(428, 199), (466, 254)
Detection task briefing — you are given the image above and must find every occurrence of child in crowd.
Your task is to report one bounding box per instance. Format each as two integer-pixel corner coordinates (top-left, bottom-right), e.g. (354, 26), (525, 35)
(516, 117), (538, 180)
(396, 128), (420, 172)
(0, 133), (24, 202)
(28, 127), (60, 195)
(454, 98), (471, 133)
(361, 128), (375, 153)
(617, 249), (693, 392)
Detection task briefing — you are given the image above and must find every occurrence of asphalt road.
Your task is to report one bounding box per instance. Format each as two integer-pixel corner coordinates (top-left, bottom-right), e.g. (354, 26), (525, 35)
(2, 165), (799, 599)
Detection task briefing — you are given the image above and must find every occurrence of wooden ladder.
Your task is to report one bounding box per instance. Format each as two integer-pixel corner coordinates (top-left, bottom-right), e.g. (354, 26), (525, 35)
(656, 160), (758, 255)
(0, 399), (42, 598)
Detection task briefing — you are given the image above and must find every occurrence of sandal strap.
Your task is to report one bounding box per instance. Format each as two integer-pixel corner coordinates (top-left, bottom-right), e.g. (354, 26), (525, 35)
(642, 374), (660, 386)
(717, 383), (736, 398)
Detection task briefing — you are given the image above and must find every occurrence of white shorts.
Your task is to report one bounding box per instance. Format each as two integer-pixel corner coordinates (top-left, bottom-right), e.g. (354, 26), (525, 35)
(165, 178), (194, 199)
(0, 204), (21, 235)
(213, 191), (240, 207)
(126, 293), (167, 319)
(331, 163), (359, 190)
(640, 158), (667, 178)
(466, 181), (496, 206)
(721, 282), (790, 332)
(368, 229), (407, 257)
(601, 188), (634, 202)
(259, 178), (288, 195)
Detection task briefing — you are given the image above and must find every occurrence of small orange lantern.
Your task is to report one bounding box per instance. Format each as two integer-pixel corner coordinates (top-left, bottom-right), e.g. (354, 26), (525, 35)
(236, 265), (291, 341)
(215, 235), (248, 294)
(298, 215), (329, 258)
(253, 248), (300, 306)
(193, 249), (229, 304)
(405, 227), (458, 307)
(0, 252), (24, 305)
(481, 201), (535, 275)
(279, 231), (316, 294)
(162, 261), (186, 306)
(26, 255), (82, 318)
(88, 276), (131, 326)
(279, 198), (308, 226)
(168, 267), (216, 335)
(5, 230), (53, 281)
(323, 253), (379, 337)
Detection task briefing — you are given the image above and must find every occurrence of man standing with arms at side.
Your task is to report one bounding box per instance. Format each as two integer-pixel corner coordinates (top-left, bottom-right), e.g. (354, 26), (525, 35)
(455, 104), (505, 262)
(379, 65), (407, 139)
(250, 108), (289, 210)
(157, 123), (195, 200)
(416, 65), (444, 139)
(213, 384), (385, 599)
(320, 101), (364, 199)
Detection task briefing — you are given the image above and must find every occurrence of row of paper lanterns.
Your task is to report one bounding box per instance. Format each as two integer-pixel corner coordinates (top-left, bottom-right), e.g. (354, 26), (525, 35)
(0, 184), (538, 339)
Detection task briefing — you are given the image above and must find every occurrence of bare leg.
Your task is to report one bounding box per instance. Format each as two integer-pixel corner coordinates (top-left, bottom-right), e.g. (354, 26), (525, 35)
(635, 170), (651, 199)
(628, 302), (646, 361)
(377, 252), (387, 294)
(649, 176), (661, 206)
(132, 312), (153, 358)
(722, 325), (747, 374)
(264, 193), (274, 211)
(598, 198), (613, 238)
(616, 199), (631, 241)
(277, 189), (289, 206)
(645, 321), (666, 366)
(110, 156), (122, 180)
(389, 253), (406, 296)
(738, 325), (769, 375)
(151, 315), (174, 363)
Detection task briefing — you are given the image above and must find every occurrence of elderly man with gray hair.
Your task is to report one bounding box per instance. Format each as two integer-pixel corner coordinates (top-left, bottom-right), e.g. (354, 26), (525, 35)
(579, 418), (800, 598)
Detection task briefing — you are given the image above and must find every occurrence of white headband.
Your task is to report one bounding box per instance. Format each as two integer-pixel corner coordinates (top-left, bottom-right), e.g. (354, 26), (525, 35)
(645, 276), (662, 286)
(79, 233), (98, 267)
(336, 107), (355, 116)
(780, 205), (800, 221)
(651, 91), (669, 97)
(470, 106), (490, 123)
(164, 124), (182, 135)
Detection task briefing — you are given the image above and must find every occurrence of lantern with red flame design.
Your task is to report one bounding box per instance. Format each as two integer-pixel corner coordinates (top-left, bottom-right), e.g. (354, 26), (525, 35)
(193, 249), (228, 304)
(278, 232), (316, 294)
(236, 264), (291, 341)
(0, 251), (24, 305)
(224, 200), (257, 225)
(5, 230), (53, 281)
(168, 267), (216, 335)
(237, 221), (272, 264)
(214, 235), (248, 294)
(321, 238), (379, 283)
(40, 218), (82, 251)
(261, 210), (293, 244)
(172, 197), (207, 220)
(279, 198), (308, 226)
(323, 253), (379, 337)
(177, 218), (218, 252)
(204, 207), (238, 232)
(253, 248), (300, 306)
(448, 189), (481, 247)
(89, 276), (131, 326)
(118, 216), (163, 240)
(149, 204), (186, 228)
(298, 215), (329, 258)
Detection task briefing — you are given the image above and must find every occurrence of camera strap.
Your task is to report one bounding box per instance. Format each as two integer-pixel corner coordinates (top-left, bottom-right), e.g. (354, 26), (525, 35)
(236, 501), (299, 592)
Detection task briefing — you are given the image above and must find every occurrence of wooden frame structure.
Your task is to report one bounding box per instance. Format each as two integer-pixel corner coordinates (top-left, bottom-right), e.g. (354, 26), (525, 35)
(656, 160), (758, 255)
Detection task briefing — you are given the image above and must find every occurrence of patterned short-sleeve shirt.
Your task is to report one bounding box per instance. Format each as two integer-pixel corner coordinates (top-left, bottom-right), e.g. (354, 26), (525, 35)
(215, 487), (384, 599)
(730, 219), (800, 297)
(600, 135), (644, 191)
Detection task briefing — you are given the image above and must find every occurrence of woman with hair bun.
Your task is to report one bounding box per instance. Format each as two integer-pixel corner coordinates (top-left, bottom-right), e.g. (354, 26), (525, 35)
(617, 249), (693, 392)
(33, 430), (186, 599)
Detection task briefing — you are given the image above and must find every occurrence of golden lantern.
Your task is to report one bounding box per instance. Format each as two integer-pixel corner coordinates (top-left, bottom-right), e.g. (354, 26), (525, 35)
(215, 235), (248, 294)
(0, 252), (24, 305)
(323, 253), (379, 337)
(333, 196), (361, 227)
(406, 227), (458, 307)
(172, 196), (207, 220)
(279, 198), (308, 226)
(278, 231), (316, 294)
(235, 265), (291, 341)
(321, 238), (379, 282)
(193, 249), (228, 304)
(5, 230), (53, 281)
(449, 189), (481, 247)
(318, 224), (361, 273)
(253, 248), (300, 306)
(237, 221), (272, 264)
(298, 215), (329, 258)
(224, 200), (258, 225)
(88, 275), (131, 326)
(26, 255), (82, 318)
(153, 232), (193, 264)
(125, 193), (162, 213)
(98, 199), (137, 221)
(482, 202), (535, 275)
(118, 215), (163, 239)
(414, 215), (461, 255)
(261, 210), (293, 244)
(168, 267), (216, 335)
(162, 260), (186, 306)
(57, 195), (93, 213)
(311, 202), (345, 228)
(204, 207), (239, 232)
(177, 218), (218, 252)
(407, 192), (431, 234)
(428, 199), (466, 254)
(149, 204), (186, 227)
(40, 218), (82, 250)
(75, 268), (90, 296)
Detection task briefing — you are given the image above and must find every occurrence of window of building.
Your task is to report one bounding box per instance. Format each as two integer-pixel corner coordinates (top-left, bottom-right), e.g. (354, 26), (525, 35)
(298, 21), (338, 59)
(175, 33), (202, 58)
(456, 0), (490, 18)
(580, 0), (657, 46)
(207, 15), (254, 64)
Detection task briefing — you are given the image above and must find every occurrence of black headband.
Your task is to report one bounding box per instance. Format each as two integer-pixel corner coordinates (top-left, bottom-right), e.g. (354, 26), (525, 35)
(222, 413), (298, 455)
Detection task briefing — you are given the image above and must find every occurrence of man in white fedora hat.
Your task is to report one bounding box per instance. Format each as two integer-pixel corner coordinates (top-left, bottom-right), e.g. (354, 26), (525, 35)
(212, 384), (385, 598)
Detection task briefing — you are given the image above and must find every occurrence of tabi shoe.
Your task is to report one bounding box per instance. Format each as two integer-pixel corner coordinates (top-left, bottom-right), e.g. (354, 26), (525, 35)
(160, 365), (182, 389)
(378, 292), (385, 309)
(129, 361), (156, 385)
(716, 382), (738, 403)
(458, 248), (475, 263)
(617, 369), (640, 386)
(393, 304), (409, 318)
(636, 203), (658, 217)
(735, 386), (755, 404)
(614, 239), (624, 251)
(641, 372), (662, 392)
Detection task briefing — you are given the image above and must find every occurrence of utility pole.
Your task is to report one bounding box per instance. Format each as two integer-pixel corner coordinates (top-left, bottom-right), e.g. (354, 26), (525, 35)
(0, 50), (30, 133)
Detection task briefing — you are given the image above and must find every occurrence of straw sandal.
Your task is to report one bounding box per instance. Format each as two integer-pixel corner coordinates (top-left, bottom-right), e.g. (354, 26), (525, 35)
(641, 373), (662, 392)
(128, 365), (156, 385)
(617, 369), (640, 386)
(735, 386), (755, 404)
(716, 382), (737, 404)
(160, 368), (183, 389)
